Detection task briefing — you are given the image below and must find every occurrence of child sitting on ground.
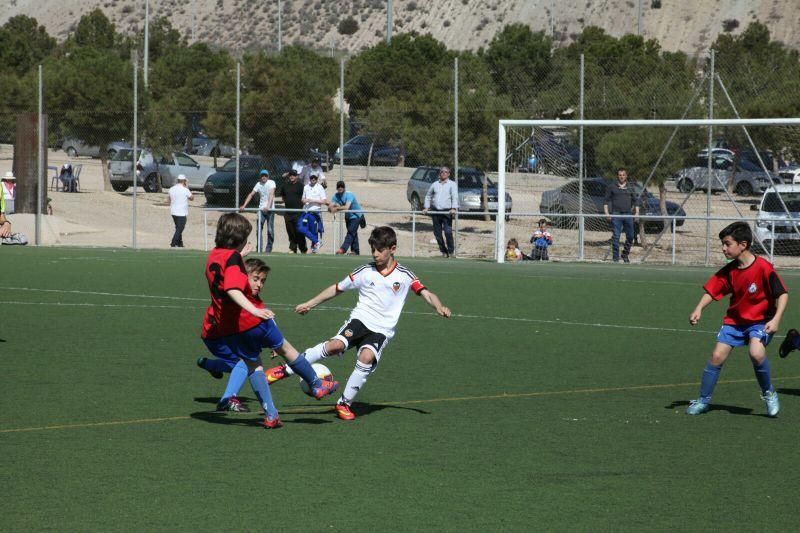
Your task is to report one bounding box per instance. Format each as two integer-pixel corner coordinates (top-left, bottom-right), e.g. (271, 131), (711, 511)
(530, 218), (553, 260)
(505, 238), (523, 262)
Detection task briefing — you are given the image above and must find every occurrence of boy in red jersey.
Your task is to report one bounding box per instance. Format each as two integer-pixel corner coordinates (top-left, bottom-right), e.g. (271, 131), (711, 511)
(686, 221), (788, 417)
(200, 213), (337, 429)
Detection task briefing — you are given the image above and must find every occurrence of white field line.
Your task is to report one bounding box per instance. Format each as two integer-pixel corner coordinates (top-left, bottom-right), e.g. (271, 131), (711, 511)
(0, 286), (714, 334)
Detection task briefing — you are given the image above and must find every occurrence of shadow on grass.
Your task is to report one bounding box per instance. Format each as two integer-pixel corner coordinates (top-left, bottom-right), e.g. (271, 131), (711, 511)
(191, 397), (430, 425)
(666, 400), (758, 416)
(776, 387), (800, 397)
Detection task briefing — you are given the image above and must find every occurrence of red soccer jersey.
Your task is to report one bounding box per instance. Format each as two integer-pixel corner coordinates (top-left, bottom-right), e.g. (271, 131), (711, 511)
(703, 255), (788, 325)
(201, 248), (262, 339)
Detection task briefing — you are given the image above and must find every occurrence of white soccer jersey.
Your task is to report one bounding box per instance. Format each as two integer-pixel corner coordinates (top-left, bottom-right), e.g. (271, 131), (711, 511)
(336, 261), (426, 339)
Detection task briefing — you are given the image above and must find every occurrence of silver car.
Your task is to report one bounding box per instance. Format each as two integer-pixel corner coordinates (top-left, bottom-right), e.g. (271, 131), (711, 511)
(406, 166), (512, 218)
(61, 137), (131, 159)
(673, 156), (781, 196)
(156, 152), (217, 190)
(109, 150), (215, 193)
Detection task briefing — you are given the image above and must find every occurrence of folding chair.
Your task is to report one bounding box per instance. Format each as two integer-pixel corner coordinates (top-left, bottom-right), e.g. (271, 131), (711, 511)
(48, 166), (59, 191)
(72, 164), (82, 192)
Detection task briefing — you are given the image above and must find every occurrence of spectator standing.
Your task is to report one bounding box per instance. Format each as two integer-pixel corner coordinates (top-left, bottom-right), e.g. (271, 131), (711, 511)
(422, 166), (459, 258)
(0, 179), (26, 244)
(300, 157), (327, 188)
(277, 169), (307, 254)
(603, 168), (639, 263)
(1, 171), (15, 214)
(168, 174), (193, 248)
(240, 169), (276, 253)
(300, 174), (328, 253)
(329, 180), (363, 255)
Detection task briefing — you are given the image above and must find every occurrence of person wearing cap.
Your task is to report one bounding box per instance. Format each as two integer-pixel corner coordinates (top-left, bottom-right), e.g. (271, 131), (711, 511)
(329, 180), (363, 255)
(277, 169), (307, 253)
(1, 171), (16, 214)
(300, 157), (327, 188)
(300, 174), (329, 253)
(240, 169), (276, 253)
(168, 174), (193, 248)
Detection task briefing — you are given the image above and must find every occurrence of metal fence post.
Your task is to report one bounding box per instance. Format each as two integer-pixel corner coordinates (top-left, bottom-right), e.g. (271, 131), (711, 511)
(672, 217), (676, 264)
(705, 49), (714, 266)
(235, 62), (240, 209)
(412, 211), (416, 258)
(578, 54), (585, 260)
(36, 65), (43, 245)
(339, 57), (344, 184)
(132, 52), (138, 249)
(454, 56), (459, 257)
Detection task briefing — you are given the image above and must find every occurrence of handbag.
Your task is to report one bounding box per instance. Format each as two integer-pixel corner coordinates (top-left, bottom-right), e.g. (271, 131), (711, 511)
(359, 215), (367, 229)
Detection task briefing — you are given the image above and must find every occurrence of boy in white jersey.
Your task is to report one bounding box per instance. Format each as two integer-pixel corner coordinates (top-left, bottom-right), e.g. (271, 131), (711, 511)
(265, 226), (451, 420)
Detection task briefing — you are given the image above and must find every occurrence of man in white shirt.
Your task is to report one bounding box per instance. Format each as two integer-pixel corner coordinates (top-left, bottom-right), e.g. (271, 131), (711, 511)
(300, 157), (327, 188)
(300, 174), (328, 252)
(168, 174), (193, 248)
(240, 169), (276, 253)
(422, 166), (459, 258)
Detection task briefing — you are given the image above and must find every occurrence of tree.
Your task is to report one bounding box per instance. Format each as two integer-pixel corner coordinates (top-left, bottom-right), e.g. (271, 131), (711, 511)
(0, 15), (56, 76)
(74, 9), (117, 50)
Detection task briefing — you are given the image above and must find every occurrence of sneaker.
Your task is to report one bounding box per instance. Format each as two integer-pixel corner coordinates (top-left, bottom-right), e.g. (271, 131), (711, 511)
(336, 248), (345, 255)
(265, 365), (287, 384)
(779, 329), (799, 358)
(685, 399), (710, 415)
(197, 357), (223, 379)
(263, 415), (284, 429)
(335, 402), (356, 420)
(311, 242), (319, 254)
(762, 390), (780, 417)
(216, 396), (249, 412)
(311, 378), (339, 400)
(622, 256), (630, 263)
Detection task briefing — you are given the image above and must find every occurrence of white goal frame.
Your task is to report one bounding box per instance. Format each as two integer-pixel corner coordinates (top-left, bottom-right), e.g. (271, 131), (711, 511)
(496, 118), (800, 263)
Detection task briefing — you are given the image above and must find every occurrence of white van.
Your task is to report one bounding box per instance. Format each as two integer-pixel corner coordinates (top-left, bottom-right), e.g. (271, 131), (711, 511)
(751, 184), (800, 253)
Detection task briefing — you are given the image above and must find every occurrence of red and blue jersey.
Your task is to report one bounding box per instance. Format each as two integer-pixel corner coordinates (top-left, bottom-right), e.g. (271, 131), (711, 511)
(201, 248), (261, 339)
(703, 256), (788, 325)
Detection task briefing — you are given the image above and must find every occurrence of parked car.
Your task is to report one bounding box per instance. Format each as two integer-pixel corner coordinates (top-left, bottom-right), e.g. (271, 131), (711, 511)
(673, 156), (781, 196)
(61, 137), (131, 159)
(406, 166), (513, 218)
(332, 135), (403, 166)
(539, 177), (686, 232)
(108, 148), (161, 193)
(157, 152), (217, 190)
(778, 167), (800, 184)
(309, 147), (333, 171)
(193, 138), (239, 158)
(203, 155), (292, 207)
(751, 184), (800, 254)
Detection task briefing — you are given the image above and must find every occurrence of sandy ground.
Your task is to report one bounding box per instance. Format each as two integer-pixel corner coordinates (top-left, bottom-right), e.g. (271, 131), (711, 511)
(4, 145), (799, 267)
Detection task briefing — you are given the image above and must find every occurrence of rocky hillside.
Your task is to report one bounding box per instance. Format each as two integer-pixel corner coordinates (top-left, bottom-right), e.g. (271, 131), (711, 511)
(2, 0), (798, 55)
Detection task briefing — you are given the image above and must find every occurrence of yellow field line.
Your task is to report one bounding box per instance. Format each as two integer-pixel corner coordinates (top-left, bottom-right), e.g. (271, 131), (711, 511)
(4, 375), (800, 434)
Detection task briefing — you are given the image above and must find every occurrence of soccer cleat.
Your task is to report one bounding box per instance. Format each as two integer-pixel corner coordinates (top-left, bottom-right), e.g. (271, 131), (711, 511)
(216, 396), (249, 412)
(335, 402), (356, 420)
(265, 365), (288, 384)
(779, 329), (799, 358)
(762, 390), (780, 417)
(263, 415), (284, 429)
(197, 357), (223, 379)
(311, 378), (339, 400)
(685, 399), (710, 415)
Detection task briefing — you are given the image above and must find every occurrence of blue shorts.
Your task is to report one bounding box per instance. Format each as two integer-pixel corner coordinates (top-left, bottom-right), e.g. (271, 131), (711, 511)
(716, 323), (772, 347)
(203, 319), (285, 363)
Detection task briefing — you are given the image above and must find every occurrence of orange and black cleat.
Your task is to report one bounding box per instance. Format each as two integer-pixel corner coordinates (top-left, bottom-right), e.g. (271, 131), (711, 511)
(335, 402), (356, 420)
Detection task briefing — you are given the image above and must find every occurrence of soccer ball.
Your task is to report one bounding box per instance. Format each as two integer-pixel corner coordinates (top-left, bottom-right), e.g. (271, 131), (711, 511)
(299, 363), (333, 396)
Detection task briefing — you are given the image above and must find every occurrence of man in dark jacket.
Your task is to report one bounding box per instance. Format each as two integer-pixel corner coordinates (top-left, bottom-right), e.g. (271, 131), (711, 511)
(277, 169), (307, 253)
(603, 168), (639, 263)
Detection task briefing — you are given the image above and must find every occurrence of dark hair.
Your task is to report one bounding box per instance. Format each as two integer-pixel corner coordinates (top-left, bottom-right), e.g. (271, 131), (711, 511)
(719, 221), (752, 249)
(310, 174), (318, 180)
(368, 226), (397, 251)
(538, 218), (548, 225)
(244, 257), (271, 276)
(336, 180), (346, 189)
(215, 212), (252, 249)
(617, 167), (627, 174)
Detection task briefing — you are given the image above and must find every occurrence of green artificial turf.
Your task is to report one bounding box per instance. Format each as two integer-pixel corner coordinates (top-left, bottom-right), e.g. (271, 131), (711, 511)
(2, 247), (800, 531)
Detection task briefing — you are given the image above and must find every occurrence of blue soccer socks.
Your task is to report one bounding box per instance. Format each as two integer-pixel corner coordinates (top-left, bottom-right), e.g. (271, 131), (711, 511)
(752, 358), (773, 395)
(288, 354), (321, 387)
(248, 369), (278, 420)
(699, 362), (723, 403)
(220, 360), (248, 404)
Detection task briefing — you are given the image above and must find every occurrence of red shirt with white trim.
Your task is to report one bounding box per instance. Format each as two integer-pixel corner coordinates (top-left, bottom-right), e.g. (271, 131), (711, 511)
(703, 255), (788, 325)
(201, 248), (261, 339)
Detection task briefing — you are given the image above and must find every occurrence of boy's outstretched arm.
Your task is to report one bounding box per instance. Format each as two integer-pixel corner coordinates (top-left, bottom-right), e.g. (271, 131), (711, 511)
(228, 289), (274, 320)
(420, 289), (451, 318)
(689, 293), (714, 325)
(296, 284), (340, 315)
(765, 293), (789, 334)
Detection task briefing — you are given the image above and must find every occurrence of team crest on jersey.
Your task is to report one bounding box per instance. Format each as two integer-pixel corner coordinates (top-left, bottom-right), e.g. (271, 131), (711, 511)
(392, 282), (401, 293)
(344, 329), (353, 338)
(748, 282), (758, 294)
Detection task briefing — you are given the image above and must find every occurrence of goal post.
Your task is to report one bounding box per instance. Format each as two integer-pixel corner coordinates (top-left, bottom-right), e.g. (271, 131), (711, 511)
(496, 117), (800, 264)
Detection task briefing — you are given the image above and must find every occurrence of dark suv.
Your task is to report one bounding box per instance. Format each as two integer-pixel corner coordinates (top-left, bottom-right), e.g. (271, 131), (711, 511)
(203, 155), (292, 207)
(332, 135), (403, 166)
